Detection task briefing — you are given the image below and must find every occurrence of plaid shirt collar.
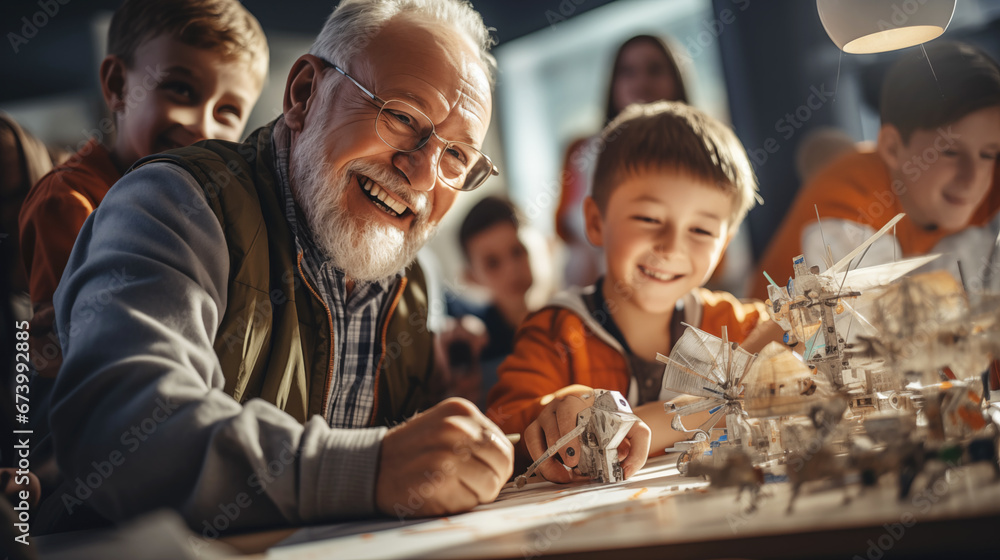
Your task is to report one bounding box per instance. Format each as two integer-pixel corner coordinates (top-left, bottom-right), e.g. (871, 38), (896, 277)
(269, 117), (400, 427)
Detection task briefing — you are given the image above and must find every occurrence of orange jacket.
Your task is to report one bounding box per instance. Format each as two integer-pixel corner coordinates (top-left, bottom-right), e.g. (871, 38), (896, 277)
(486, 287), (768, 465)
(751, 150), (1000, 300)
(18, 138), (120, 377)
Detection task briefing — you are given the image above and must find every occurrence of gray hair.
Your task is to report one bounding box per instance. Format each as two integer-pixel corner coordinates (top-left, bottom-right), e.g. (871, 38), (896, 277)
(310, 0), (497, 88)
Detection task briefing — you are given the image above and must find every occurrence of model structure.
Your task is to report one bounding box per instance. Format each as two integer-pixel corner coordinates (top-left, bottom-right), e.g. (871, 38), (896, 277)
(656, 212), (1000, 512)
(512, 389), (639, 488)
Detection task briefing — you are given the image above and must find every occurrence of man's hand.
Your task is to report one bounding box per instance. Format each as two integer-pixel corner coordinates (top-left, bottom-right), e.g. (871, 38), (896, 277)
(376, 398), (514, 517)
(524, 385), (651, 483)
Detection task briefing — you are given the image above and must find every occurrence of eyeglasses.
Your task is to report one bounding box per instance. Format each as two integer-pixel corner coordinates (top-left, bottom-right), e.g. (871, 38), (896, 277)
(318, 57), (499, 192)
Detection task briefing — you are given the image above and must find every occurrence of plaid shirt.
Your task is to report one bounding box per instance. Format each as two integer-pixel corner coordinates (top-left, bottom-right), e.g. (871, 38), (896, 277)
(271, 119), (400, 428)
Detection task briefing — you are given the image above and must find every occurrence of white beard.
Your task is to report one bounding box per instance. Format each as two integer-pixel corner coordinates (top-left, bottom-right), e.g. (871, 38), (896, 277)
(289, 118), (434, 283)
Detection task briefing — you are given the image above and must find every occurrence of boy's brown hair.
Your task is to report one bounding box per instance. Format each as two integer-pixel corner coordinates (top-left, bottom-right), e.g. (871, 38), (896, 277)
(881, 41), (1000, 144)
(108, 0), (268, 81)
(459, 196), (522, 260)
(591, 100), (759, 228)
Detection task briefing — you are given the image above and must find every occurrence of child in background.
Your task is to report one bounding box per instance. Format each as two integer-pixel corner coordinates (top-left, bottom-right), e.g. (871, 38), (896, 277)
(487, 101), (780, 482)
(751, 41), (1000, 300)
(1, 114), (65, 306)
(19, 0), (268, 377)
(447, 197), (535, 408)
(556, 35), (689, 288)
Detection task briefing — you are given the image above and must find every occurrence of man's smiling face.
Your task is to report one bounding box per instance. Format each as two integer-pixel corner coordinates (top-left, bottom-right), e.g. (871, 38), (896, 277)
(289, 15), (492, 282)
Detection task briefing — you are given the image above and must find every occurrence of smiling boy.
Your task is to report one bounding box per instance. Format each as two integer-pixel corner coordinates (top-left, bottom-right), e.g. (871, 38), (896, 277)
(751, 42), (1000, 299)
(487, 101), (779, 482)
(19, 0), (267, 377)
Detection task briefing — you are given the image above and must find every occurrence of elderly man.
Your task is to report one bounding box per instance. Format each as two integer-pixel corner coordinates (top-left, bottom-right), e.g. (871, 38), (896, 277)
(46, 0), (512, 532)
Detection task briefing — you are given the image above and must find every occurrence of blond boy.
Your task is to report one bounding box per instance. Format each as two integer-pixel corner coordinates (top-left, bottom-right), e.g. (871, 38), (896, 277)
(487, 101), (778, 482)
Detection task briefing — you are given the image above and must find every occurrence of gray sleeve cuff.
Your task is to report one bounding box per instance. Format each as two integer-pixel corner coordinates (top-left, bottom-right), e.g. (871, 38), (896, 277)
(299, 417), (388, 521)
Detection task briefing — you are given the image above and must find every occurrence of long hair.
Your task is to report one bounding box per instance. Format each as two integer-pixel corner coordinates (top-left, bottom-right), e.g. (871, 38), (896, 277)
(603, 34), (688, 124)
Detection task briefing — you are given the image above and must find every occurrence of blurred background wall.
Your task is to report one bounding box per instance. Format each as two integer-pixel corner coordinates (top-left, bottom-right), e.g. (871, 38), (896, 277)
(3, 0), (1000, 296)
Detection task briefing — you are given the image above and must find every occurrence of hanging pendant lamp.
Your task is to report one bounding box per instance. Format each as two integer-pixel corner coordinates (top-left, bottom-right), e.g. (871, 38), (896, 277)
(817, 0), (956, 54)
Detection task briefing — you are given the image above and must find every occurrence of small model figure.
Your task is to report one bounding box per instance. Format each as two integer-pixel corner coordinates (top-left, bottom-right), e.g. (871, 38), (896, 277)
(764, 213), (937, 389)
(575, 390), (639, 483)
(654, 209), (1000, 516)
(784, 441), (852, 513)
(512, 389), (638, 487)
(686, 446), (764, 510)
(857, 271), (996, 384)
(658, 325), (756, 441)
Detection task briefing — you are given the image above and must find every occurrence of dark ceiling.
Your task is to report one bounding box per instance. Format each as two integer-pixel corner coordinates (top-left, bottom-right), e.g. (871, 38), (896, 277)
(1, 0), (617, 103)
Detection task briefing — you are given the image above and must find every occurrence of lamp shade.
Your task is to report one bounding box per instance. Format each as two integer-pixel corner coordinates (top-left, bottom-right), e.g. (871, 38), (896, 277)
(816, 0), (956, 54)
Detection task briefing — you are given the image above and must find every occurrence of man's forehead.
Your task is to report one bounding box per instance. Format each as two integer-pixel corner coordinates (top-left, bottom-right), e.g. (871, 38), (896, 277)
(452, 61), (492, 133)
(360, 16), (492, 137)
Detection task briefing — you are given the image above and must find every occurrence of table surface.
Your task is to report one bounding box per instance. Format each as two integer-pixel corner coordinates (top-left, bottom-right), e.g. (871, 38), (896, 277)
(249, 454), (1000, 560)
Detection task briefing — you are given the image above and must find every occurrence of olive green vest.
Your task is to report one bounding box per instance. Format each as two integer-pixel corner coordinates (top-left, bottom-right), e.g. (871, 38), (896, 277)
(133, 123), (436, 426)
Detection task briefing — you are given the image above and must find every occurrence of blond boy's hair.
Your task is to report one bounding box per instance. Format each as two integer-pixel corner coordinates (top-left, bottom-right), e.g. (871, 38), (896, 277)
(108, 0), (269, 83)
(591, 101), (759, 228)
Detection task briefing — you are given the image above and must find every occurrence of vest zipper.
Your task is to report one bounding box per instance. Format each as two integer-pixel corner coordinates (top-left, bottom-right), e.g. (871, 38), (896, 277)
(369, 277), (408, 426)
(296, 252), (336, 417)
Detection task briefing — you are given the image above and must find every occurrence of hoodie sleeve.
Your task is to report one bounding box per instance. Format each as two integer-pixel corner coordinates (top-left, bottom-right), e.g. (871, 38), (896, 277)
(51, 162), (385, 531)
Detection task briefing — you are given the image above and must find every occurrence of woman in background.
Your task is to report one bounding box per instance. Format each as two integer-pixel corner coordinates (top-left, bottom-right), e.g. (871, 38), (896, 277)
(555, 35), (689, 287)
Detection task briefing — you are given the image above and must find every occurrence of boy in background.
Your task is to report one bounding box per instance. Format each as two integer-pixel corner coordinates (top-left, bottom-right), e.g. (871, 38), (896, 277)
(448, 197), (535, 407)
(487, 101), (778, 482)
(752, 42), (1000, 299)
(19, 0), (268, 377)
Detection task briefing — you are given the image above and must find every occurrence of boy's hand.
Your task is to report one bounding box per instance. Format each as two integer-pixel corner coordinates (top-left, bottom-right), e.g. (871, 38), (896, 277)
(524, 385), (651, 483)
(741, 318), (793, 354)
(439, 315), (490, 358)
(376, 398), (514, 517)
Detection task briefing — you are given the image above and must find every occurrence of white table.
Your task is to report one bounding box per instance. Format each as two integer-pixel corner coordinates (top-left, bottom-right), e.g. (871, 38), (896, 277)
(262, 454), (1000, 559)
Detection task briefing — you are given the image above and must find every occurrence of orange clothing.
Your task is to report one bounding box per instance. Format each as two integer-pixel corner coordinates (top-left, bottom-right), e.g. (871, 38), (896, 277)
(554, 137), (591, 245)
(1, 113), (59, 296)
(486, 286), (768, 465)
(751, 150), (1000, 300)
(18, 138), (120, 377)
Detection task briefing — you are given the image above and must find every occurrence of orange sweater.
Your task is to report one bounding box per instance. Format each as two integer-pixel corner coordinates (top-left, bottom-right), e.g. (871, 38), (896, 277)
(751, 151), (1000, 300)
(18, 138), (120, 377)
(486, 287), (768, 466)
